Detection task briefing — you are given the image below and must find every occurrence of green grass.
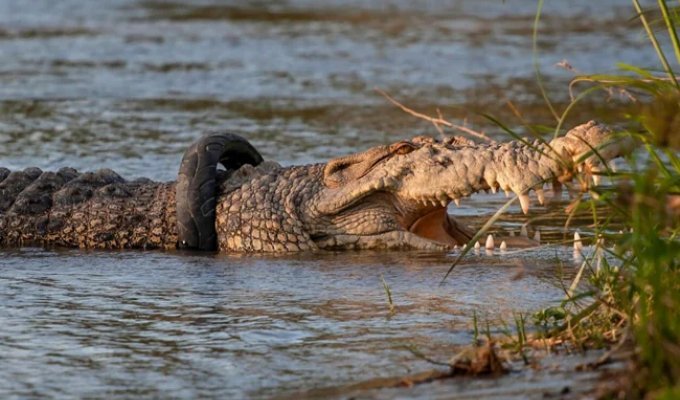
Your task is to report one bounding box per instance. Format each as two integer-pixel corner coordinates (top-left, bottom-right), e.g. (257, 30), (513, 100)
(381, 274), (396, 315)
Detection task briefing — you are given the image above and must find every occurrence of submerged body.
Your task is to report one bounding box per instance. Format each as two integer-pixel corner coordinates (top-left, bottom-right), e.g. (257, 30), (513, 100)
(0, 121), (628, 252)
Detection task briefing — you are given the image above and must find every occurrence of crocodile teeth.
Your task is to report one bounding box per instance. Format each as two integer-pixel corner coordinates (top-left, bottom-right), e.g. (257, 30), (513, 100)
(592, 174), (601, 186)
(504, 190), (511, 198)
(489, 180), (499, 193)
(573, 231), (583, 251)
(533, 230), (541, 243)
(520, 225), (528, 238)
(518, 193), (531, 214)
(437, 193), (448, 207)
(535, 188), (545, 206)
(500, 241), (507, 251)
(608, 160), (617, 172)
(474, 241), (480, 249)
(485, 234), (495, 250)
(454, 198), (461, 207)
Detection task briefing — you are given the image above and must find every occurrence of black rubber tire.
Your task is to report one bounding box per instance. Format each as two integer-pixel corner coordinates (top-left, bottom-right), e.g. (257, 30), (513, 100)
(176, 132), (263, 251)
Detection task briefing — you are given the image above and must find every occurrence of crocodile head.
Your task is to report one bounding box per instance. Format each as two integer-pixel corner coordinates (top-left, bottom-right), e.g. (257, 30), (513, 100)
(307, 121), (632, 251)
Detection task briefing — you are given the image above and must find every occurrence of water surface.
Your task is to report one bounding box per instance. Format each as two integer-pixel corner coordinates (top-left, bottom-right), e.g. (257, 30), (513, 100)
(0, 0), (647, 176)
(2, 248), (591, 399)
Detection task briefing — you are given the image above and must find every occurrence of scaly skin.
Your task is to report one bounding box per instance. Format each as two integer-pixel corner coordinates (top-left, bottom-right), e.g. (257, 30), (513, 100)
(0, 121), (630, 252)
(0, 168), (178, 249)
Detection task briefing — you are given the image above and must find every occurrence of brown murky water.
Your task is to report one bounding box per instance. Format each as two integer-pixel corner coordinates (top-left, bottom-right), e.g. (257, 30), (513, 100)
(1, 0), (644, 398)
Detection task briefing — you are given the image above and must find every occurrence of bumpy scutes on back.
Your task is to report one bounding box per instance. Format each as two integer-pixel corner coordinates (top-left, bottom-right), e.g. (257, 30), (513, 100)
(0, 168), (177, 249)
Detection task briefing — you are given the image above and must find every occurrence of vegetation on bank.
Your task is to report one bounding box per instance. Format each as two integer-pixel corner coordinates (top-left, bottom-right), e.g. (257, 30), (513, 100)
(472, 1), (680, 397)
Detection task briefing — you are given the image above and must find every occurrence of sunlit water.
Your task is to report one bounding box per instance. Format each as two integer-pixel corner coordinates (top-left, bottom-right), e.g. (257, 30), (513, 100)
(0, 0), (644, 398)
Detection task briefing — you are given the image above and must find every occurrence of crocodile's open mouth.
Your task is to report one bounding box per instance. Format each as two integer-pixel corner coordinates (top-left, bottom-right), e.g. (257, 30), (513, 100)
(402, 164), (602, 248)
(408, 207), (473, 247)
(399, 174), (572, 248)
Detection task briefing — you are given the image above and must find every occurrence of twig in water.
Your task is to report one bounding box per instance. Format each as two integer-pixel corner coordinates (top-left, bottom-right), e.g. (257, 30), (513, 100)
(374, 87), (495, 143)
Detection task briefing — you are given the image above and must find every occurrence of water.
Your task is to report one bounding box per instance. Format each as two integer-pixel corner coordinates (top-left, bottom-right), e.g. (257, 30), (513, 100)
(0, 0), (644, 398)
(1, 248), (589, 399)
(0, 0), (647, 176)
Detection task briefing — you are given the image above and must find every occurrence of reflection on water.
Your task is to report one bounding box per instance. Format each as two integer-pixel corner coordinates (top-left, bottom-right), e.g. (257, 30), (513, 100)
(0, 0), (641, 398)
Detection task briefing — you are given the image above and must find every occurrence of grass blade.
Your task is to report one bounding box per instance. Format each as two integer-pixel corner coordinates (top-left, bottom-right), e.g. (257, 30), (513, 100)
(633, 0), (680, 89)
(441, 195), (518, 283)
(532, 0), (560, 122)
(658, 0), (680, 65)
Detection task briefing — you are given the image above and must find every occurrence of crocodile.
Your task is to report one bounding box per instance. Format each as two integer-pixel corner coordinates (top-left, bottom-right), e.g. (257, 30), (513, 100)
(0, 121), (630, 253)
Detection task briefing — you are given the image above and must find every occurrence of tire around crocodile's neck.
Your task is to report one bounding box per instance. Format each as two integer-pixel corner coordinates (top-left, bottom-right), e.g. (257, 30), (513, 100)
(175, 132), (263, 251)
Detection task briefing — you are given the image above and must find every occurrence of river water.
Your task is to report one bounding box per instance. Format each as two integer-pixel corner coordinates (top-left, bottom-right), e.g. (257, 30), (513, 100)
(0, 0), (646, 398)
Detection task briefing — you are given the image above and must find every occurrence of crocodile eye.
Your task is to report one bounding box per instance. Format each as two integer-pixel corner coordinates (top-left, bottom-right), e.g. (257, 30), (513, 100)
(390, 141), (418, 155)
